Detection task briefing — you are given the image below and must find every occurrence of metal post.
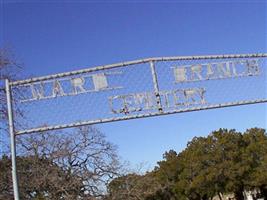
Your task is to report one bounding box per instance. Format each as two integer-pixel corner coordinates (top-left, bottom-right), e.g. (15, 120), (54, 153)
(5, 79), (20, 200)
(150, 61), (163, 112)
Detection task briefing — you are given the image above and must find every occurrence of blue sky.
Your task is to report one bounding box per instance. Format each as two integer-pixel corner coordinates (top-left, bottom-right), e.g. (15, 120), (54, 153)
(1, 1), (266, 169)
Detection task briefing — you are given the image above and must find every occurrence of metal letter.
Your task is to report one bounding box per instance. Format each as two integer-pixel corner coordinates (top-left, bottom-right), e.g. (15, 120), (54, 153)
(159, 90), (173, 108)
(184, 89), (196, 105)
(231, 61), (238, 77)
(184, 88), (206, 105)
(52, 80), (65, 97)
(198, 88), (206, 104)
(134, 92), (155, 110)
(173, 67), (187, 82)
(217, 62), (231, 78)
(173, 89), (184, 106)
(206, 63), (215, 79)
(71, 77), (86, 94)
(246, 59), (259, 75)
(191, 65), (203, 80)
(123, 95), (136, 114)
(109, 94), (136, 114)
(92, 73), (108, 91)
(109, 95), (121, 114)
(30, 83), (45, 100)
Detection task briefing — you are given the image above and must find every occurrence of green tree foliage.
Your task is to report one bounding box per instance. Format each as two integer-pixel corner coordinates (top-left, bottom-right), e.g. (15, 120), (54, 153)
(107, 128), (267, 200)
(107, 172), (161, 200)
(207, 129), (247, 200)
(242, 128), (267, 197)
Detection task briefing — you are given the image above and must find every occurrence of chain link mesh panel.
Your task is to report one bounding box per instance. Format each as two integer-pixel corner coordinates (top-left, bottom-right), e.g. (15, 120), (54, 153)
(156, 57), (266, 111)
(9, 54), (267, 135)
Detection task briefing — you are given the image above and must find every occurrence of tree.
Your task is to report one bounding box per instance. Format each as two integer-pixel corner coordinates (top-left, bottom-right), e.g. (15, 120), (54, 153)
(107, 172), (161, 200)
(17, 126), (121, 199)
(174, 136), (217, 200)
(206, 129), (247, 200)
(0, 48), (23, 157)
(242, 128), (267, 199)
(0, 154), (76, 200)
(0, 155), (13, 200)
(0, 48), (22, 132)
(131, 128), (267, 200)
(153, 150), (181, 200)
(1, 48), (122, 199)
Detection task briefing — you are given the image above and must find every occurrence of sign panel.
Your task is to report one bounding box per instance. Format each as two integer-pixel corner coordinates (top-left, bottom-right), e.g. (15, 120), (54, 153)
(9, 54), (267, 135)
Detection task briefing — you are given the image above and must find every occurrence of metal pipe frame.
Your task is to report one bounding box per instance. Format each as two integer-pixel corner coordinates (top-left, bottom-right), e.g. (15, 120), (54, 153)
(16, 99), (267, 135)
(4, 53), (267, 200)
(5, 79), (20, 200)
(150, 61), (163, 112)
(8, 53), (267, 135)
(10, 53), (267, 86)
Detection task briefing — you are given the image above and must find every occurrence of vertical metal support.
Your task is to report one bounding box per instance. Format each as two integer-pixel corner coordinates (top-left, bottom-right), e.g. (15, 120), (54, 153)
(5, 79), (20, 200)
(150, 61), (163, 112)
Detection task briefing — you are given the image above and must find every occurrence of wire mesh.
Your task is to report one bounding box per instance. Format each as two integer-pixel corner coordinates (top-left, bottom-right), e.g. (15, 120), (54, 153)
(9, 54), (267, 135)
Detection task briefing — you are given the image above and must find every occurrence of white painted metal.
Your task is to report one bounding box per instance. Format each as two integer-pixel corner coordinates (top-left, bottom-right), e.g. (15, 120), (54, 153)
(5, 53), (267, 200)
(7, 53), (267, 135)
(5, 79), (20, 200)
(150, 61), (163, 112)
(10, 53), (267, 86)
(19, 72), (123, 103)
(15, 98), (267, 135)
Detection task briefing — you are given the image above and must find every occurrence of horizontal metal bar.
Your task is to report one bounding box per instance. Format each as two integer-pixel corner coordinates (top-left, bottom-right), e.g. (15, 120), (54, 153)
(10, 53), (267, 86)
(15, 99), (267, 135)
